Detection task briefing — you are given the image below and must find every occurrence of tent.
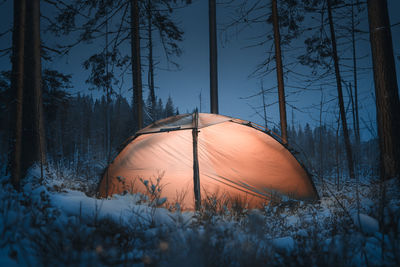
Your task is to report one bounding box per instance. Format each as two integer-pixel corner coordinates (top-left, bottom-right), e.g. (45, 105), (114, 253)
(98, 112), (318, 209)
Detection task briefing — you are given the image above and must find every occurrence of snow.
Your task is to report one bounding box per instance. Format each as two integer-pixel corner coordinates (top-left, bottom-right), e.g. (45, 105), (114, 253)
(272, 236), (294, 253)
(0, 249), (18, 267)
(296, 229), (308, 237)
(49, 189), (181, 227)
(285, 215), (299, 227)
(351, 213), (379, 235)
(0, 164), (399, 266)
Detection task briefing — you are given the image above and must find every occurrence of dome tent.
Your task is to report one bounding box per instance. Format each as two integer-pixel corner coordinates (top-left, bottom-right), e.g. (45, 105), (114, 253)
(98, 112), (318, 209)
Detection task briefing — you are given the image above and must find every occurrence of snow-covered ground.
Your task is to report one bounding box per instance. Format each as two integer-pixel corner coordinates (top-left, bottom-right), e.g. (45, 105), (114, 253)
(0, 164), (399, 266)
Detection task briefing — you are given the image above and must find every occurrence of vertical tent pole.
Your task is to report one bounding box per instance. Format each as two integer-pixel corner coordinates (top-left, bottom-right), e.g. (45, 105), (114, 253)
(192, 110), (201, 210)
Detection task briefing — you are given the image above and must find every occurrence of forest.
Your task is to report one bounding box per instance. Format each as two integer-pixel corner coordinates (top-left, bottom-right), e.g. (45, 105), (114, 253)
(0, 0), (399, 266)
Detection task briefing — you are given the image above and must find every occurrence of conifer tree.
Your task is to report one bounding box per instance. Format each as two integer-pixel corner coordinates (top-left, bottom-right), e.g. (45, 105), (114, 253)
(367, 0), (400, 180)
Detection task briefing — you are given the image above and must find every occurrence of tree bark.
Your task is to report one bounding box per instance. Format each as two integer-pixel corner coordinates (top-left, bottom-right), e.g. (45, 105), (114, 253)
(327, 0), (355, 179)
(209, 0), (218, 114)
(131, 0), (143, 130)
(367, 0), (400, 180)
(32, 0), (46, 171)
(147, 0), (156, 121)
(271, 0), (288, 145)
(351, 0), (360, 146)
(105, 1), (111, 162)
(10, 0), (26, 189)
(261, 80), (268, 129)
(319, 89), (323, 179)
(21, 0), (46, 178)
(349, 83), (356, 143)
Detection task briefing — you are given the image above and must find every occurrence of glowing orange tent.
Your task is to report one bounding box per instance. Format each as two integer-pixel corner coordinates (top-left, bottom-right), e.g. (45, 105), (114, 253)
(98, 112), (318, 209)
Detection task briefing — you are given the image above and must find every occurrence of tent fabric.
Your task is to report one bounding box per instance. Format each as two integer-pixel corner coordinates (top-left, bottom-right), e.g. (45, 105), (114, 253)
(98, 113), (318, 209)
(136, 113), (233, 134)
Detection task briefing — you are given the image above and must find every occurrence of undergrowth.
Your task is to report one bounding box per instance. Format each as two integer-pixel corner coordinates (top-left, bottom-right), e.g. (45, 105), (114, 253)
(0, 163), (399, 266)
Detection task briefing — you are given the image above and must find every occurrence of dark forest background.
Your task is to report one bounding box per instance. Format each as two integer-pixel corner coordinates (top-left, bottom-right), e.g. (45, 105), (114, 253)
(0, 0), (398, 189)
(0, 70), (379, 188)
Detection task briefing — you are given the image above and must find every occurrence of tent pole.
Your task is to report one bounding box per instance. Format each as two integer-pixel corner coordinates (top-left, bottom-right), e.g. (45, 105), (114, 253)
(192, 110), (201, 210)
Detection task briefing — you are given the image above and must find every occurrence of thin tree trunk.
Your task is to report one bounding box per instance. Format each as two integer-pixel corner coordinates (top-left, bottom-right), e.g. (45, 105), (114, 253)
(271, 0), (288, 145)
(348, 82), (359, 172)
(209, 0), (218, 114)
(147, 0), (156, 121)
(349, 83), (356, 141)
(10, 0), (26, 189)
(105, 1), (111, 162)
(131, 0), (143, 130)
(199, 90), (202, 112)
(336, 117), (341, 190)
(327, 0), (355, 179)
(319, 88), (323, 180)
(261, 80), (267, 129)
(351, 0), (360, 145)
(367, 0), (400, 180)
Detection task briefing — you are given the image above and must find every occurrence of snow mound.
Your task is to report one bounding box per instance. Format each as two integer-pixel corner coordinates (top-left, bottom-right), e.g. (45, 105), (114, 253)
(272, 236), (294, 253)
(49, 189), (175, 227)
(351, 213), (379, 235)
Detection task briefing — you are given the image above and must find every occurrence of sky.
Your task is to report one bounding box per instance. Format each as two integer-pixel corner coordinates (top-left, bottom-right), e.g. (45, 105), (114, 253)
(0, 0), (399, 141)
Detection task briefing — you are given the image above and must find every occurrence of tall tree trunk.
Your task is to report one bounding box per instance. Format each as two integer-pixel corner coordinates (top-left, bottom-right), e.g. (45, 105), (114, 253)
(335, 116), (341, 190)
(271, 0), (288, 145)
(351, 0), (360, 146)
(327, 0), (355, 179)
(348, 82), (359, 171)
(209, 0), (218, 114)
(367, 0), (400, 180)
(147, 0), (156, 121)
(105, 1), (111, 162)
(21, 0), (46, 178)
(10, 0), (26, 189)
(319, 88), (323, 179)
(131, 0), (143, 130)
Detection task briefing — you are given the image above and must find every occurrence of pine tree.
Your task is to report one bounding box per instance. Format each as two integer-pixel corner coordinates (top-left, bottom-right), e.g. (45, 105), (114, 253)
(209, 0), (218, 114)
(10, 0), (26, 189)
(21, 0), (46, 178)
(326, 0), (355, 179)
(271, 0), (288, 144)
(131, 0), (143, 130)
(165, 96), (175, 117)
(367, 0), (400, 180)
